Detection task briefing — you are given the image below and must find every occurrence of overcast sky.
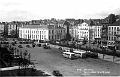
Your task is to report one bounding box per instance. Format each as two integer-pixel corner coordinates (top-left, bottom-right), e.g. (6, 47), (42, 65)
(0, 0), (120, 21)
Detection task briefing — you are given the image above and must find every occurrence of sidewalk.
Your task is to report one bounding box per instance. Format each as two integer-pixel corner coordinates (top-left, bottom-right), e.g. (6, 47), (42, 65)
(0, 65), (34, 71)
(0, 65), (54, 76)
(34, 65), (55, 77)
(98, 53), (120, 63)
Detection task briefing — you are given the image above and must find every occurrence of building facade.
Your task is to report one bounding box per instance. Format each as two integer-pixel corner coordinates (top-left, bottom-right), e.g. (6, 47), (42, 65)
(69, 26), (78, 40)
(108, 21), (120, 46)
(78, 22), (94, 41)
(101, 24), (108, 46)
(19, 24), (66, 41)
(115, 28), (120, 50)
(69, 21), (95, 42)
(77, 22), (90, 40)
(7, 22), (17, 36)
(92, 25), (102, 43)
(69, 21), (94, 42)
(0, 23), (5, 35)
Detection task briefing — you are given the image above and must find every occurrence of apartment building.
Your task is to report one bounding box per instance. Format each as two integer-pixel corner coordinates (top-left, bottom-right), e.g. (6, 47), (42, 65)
(19, 24), (66, 41)
(108, 20), (120, 46)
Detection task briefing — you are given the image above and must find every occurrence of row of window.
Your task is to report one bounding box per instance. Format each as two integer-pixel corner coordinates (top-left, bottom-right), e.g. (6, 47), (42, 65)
(20, 30), (46, 34)
(94, 34), (100, 37)
(49, 35), (63, 40)
(79, 28), (89, 30)
(9, 25), (16, 29)
(49, 30), (65, 34)
(79, 34), (89, 37)
(19, 33), (65, 41)
(108, 31), (118, 35)
(20, 29), (65, 34)
(79, 31), (89, 34)
(108, 27), (119, 31)
(108, 36), (117, 41)
(23, 34), (46, 40)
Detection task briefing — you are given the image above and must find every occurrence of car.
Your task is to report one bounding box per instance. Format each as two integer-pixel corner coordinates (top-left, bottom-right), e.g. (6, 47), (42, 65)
(52, 70), (63, 76)
(43, 44), (51, 49)
(37, 44), (41, 47)
(86, 51), (98, 58)
(14, 55), (21, 59)
(32, 43), (36, 48)
(58, 47), (62, 50)
(18, 45), (23, 48)
(26, 44), (29, 47)
(11, 42), (16, 46)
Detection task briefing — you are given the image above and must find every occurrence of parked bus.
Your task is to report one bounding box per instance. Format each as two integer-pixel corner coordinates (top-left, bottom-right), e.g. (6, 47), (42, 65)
(73, 50), (87, 58)
(62, 52), (78, 59)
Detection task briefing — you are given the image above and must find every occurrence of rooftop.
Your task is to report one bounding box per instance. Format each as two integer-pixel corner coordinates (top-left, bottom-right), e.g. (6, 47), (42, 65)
(21, 24), (65, 29)
(109, 20), (120, 26)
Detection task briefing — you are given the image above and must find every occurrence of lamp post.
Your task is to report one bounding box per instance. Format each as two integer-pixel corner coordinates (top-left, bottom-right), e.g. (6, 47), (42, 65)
(113, 46), (116, 62)
(113, 41), (117, 62)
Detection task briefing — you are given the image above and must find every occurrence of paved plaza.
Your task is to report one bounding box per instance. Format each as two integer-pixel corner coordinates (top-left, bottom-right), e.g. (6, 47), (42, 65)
(14, 43), (120, 76)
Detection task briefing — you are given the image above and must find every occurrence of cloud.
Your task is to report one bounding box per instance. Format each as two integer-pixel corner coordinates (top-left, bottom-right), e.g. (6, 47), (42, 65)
(2, 2), (20, 7)
(0, 0), (22, 7)
(0, 10), (36, 21)
(0, 0), (120, 21)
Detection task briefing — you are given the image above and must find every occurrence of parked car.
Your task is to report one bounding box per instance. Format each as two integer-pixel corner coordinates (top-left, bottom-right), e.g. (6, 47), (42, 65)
(58, 47), (62, 50)
(52, 70), (63, 76)
(11, 42), (16, 46)
(37, 44), (41, 47)
(18, 45), (23, 48)
(14, 55), (21, 59)
(43, 44), (51, 49)
(86, 51), (98, 58)
(32, 43), (36, 48)
(26, 45), (31, 48)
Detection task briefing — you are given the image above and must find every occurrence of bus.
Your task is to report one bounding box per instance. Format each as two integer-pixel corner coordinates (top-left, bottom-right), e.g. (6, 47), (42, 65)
(62, 52), (78, 59)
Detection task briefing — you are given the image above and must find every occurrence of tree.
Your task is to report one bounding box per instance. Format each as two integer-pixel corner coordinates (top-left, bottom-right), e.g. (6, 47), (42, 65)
(108, 14), (116, 24)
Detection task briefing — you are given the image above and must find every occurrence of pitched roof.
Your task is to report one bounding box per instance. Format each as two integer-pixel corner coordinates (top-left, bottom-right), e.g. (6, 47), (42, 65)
(21, 24), (65, 29)
(109, 20), (120, 26)
(22, 24), (47, 29)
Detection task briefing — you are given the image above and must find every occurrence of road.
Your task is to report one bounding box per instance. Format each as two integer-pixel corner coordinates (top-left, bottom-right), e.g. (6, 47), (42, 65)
(19, 44), (120, 76)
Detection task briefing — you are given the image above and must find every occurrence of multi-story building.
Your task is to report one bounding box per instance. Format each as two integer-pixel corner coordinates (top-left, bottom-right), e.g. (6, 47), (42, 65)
(4, 22), (9, 37)
(19, 24), (66, 42)
(92, 25), (102, 44)
(108, 20), (120, 46)
(77, 22), (89, 40)
(115, 26), (120, 50)
(0, 22), (5, 35)
(69, 26), (78, 40)
(78, 21), (94, 41)
(7, 22), (19, 36)
(101, 24), (108, 46)
(69, 20), (94, 42)
(93, 26), (102, 39)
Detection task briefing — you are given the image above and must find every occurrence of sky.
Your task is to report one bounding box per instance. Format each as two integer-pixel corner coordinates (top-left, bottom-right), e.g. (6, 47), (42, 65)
(0, 0), (120, 21)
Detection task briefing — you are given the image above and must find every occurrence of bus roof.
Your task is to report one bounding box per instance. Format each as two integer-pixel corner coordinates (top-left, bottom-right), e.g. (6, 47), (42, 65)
(63, 52), (75, 54)
(73, 50), (86, 53)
